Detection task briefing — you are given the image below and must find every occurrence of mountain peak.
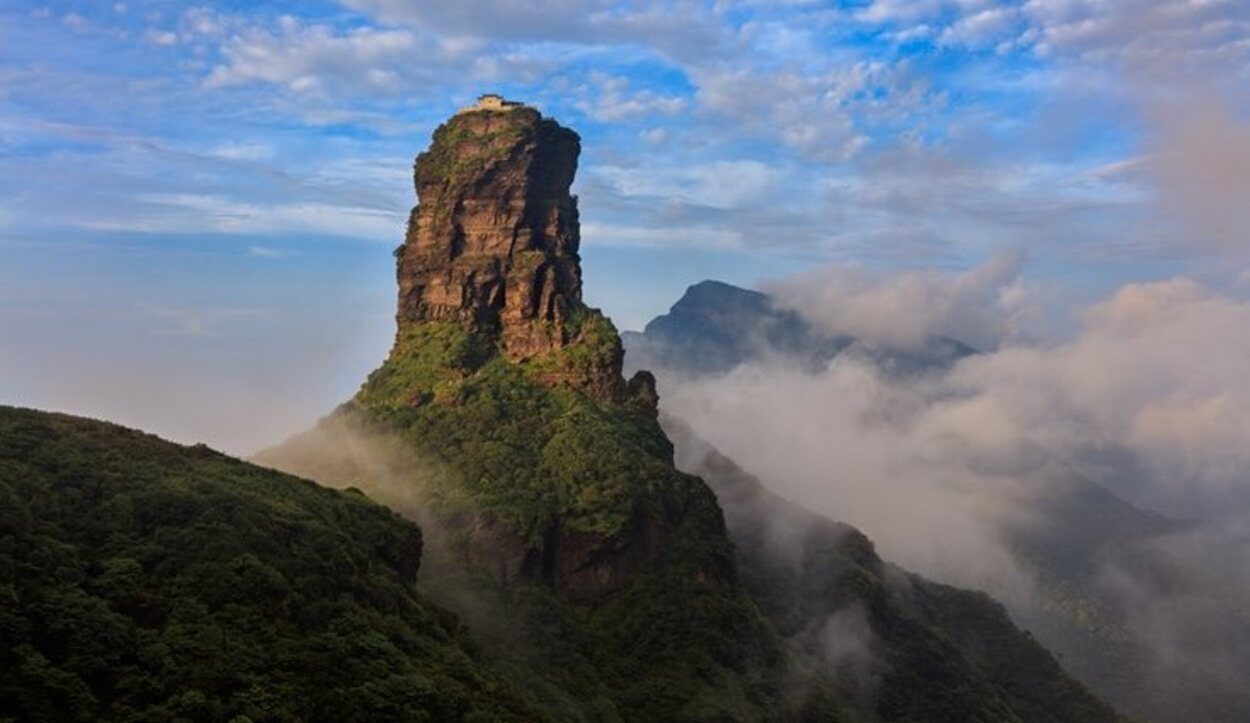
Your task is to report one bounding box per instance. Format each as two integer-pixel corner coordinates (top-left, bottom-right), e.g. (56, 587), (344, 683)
(385, 104), (650, 405)
(396, 103), (584, 359)
(680, 279), (770, 307)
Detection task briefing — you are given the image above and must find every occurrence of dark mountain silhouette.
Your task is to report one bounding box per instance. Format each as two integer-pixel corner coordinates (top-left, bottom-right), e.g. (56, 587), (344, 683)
(622, 279), (974, 378)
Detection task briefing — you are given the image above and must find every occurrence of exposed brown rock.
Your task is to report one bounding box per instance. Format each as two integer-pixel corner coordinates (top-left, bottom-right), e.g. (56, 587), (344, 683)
(396, 103), (585, 360)
(392, 98), (658, 410)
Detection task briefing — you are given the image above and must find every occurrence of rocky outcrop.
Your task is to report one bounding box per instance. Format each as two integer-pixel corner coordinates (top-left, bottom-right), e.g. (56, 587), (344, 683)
(397, 103), (584, 359)
(394, 99), (655, 405)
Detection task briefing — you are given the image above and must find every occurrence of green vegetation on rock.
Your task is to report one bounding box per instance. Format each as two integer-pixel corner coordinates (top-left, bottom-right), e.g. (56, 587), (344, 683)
(523, 309), (625, 383)
(414, 110), (535, 188)
(356, 322), (492, 409)
(354, 315), (665, 542)
(330, 329), (789, 719)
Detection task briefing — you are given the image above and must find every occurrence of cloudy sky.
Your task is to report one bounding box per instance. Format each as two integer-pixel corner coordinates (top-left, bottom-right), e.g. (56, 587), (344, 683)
(2, 0), (1249, 452)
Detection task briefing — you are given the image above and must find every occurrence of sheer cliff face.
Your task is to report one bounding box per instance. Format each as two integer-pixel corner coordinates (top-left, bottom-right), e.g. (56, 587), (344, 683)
(397, 107), (586, 361)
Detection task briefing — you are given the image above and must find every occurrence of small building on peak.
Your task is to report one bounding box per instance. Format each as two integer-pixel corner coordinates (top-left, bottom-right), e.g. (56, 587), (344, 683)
(456, 93), (526, 115)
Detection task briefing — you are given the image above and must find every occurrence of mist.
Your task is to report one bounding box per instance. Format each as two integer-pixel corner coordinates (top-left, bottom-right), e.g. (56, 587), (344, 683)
(649, 256), (1250, 719)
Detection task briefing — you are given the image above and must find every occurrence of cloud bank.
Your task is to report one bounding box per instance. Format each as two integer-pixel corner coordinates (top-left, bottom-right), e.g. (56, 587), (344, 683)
(653, 258), (1250, 718)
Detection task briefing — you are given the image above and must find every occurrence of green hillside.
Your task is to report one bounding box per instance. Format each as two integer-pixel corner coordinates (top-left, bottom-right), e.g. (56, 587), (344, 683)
(265, 337), (787, 721)
(0, 406), (534, 723)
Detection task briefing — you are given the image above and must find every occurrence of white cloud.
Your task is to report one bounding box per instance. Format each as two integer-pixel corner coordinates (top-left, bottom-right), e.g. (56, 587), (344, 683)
(951, 277), (1250, 513)
(208, 141), (274, 161)
(340, 0), (612, 40)
(322, 0), (905, 162)
(660, 263), (1250, 570)
(573, 73), (687, 122)
(691, 63), (892, 160)
(1147, 100), (1250, 253)
(62, 13), (89, 31)
(581, 221), (745, 249)
(1020, 0), (1250, 84)
(338, 0), (738, 63)
(182, 7), (228, 38)
(851, 0), (1250, 84)
(856, 0), (944, 25)
(706, 271), (1250, 523)
(206, 19), (424, 96)
(594, 159), (777, 209)
(890, 24), (934, 43)
(247, 245), (289, 259)
(83, 193), (402, 241)
(659, 267), (1250, 711)
(640, 127), (668, 144)
(938, 7), (1018, 48)
(768, 250), (1030, 351)
(145, 29), (179, 46)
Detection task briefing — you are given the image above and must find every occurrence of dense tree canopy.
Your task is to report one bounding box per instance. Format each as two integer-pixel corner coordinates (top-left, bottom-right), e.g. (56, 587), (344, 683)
(0, 406), (533, 723)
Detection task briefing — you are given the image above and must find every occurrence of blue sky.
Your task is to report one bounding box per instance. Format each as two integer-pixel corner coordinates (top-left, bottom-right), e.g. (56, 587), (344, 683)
(2, 0), (1249, 452)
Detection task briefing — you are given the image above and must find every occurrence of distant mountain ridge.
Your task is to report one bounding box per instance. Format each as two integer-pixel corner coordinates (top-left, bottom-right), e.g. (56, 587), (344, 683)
(665, 415), (1122, 723)
(622, 279), (975, 378)
(628, 278), (1249, 723)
